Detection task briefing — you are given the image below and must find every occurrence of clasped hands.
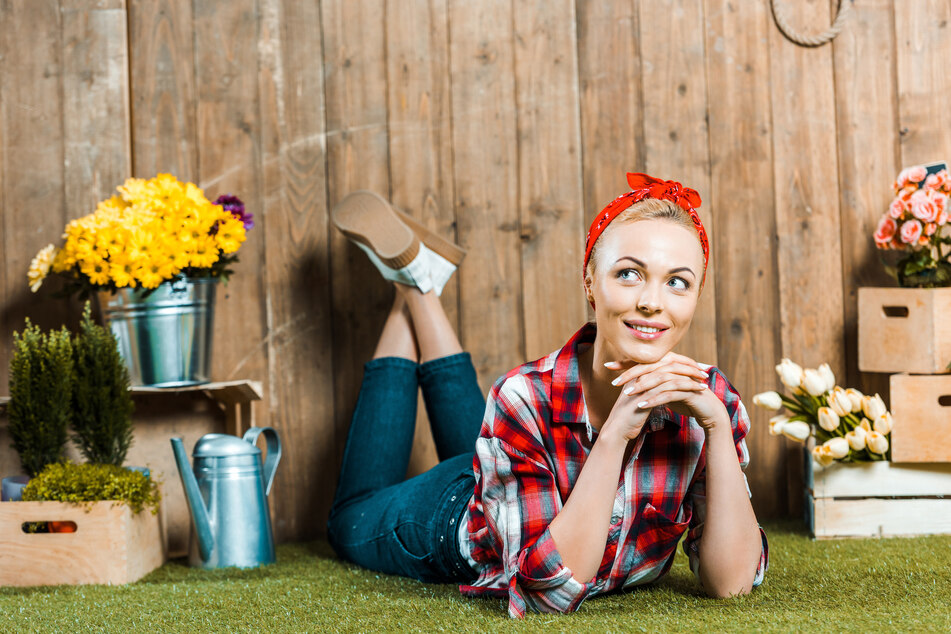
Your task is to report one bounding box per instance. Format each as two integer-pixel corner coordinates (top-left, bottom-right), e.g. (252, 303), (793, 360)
(601, 352), (728, 442)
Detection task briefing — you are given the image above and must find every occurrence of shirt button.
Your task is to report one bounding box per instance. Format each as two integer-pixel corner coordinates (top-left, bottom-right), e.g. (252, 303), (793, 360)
(440, 536), (445, 542)
(449, 518), (455, 525)
(451, 495), (456, 501)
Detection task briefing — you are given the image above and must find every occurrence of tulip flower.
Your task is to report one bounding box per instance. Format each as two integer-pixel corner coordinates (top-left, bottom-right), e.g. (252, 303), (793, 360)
(753, 391), (783, 411)
(818, 363), (836, 393)
(775, 358), (804, 389)
(866, 430), (889, 454)
(822, 437), (850, 459)
(862, 393), (887, 421)
(846, 426), (867, 451)
(812, 444), (835, 467)
(769, 415), (790, 436)
(828, 387), (852, 417)
(817, 407), (840, 432)
(873, 412), (893, 435)
(802, 369), (827, 397)
(845, 388), (864, 412)
(781, 420), (811, 442)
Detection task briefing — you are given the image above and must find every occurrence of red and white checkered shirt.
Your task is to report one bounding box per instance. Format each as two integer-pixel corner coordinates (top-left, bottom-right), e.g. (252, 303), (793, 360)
(458, 323), (768, 618)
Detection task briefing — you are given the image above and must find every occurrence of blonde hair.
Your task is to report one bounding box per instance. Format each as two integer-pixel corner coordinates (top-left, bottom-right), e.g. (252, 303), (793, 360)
(584, 197), (701, 279)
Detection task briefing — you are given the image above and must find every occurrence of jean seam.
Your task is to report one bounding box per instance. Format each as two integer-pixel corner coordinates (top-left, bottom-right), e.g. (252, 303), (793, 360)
(417, 352), (473, 378)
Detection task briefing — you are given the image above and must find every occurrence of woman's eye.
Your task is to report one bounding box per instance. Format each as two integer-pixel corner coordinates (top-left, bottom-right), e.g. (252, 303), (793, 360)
(668, 277), (689, 291)
(618, 268), (641, 281)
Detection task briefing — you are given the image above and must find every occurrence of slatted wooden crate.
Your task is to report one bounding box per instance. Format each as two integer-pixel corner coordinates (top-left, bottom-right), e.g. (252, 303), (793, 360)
(805, 458), (951, 539)
(0, 501), (165, 587)
(857, 287), (951, 374)
(889, 373), (951, 463)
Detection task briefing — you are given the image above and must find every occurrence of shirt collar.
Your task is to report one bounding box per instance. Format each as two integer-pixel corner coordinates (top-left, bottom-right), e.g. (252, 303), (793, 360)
(549, 322), (684, 431)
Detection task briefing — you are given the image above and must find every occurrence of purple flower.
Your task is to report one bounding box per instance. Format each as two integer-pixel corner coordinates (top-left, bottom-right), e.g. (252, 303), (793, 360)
(213, 194), (254, 230)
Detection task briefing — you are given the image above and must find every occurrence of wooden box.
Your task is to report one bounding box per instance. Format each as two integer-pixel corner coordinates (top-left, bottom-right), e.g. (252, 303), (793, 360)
(858, 287), (951, 374)
(805, 458), (951, 539)
(0, 501), (166, 586)
(889, 373), (951, 463)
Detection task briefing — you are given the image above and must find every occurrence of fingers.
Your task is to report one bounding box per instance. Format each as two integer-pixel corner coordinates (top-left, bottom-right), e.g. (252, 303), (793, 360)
(621, 365), (706, 395)
(626, 377), (707, 409)
(612, 358), (708, 391)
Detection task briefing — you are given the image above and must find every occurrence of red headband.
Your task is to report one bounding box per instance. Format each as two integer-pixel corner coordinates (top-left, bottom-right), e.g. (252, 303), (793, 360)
(583, 172), (709, 287)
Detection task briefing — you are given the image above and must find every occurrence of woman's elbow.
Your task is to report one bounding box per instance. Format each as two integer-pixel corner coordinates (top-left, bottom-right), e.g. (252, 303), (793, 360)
(702, 578), (753, 599)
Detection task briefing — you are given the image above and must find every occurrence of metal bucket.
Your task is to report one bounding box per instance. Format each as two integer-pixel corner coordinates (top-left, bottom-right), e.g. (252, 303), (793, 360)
(98, 277), (217, 387)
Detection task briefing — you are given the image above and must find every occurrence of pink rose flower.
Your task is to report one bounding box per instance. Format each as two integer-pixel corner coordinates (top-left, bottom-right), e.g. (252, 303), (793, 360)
(874, 215), (898, 247)
(926, 173), (940, 188)
(907, 165), (928, 184)
(925, 222), (938, 236)
(900, 219), (923, 244)
(910, 189), (939, 223)
(888, 198), (905, 219)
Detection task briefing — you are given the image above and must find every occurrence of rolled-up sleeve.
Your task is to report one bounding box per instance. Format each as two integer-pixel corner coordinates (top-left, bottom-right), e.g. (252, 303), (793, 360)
(682, 387), (769, 588)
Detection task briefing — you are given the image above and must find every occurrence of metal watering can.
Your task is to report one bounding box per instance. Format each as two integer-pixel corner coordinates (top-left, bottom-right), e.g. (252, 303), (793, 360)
(170, 427), (281, 569)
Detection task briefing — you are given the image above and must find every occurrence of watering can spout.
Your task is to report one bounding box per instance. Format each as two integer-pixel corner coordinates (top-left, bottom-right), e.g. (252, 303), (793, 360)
(171, 437), (214, 563)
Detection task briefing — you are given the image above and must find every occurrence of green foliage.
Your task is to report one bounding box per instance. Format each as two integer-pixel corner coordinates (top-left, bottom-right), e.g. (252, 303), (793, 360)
(7, 320), (74, 477)
(21, 462), (160, 515)
(71, 302), (134, 465)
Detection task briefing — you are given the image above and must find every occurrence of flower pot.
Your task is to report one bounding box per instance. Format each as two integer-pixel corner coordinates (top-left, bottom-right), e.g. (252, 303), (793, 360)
(857, 287), (951, 374)
(1, 476), (29, 502)
(97, 277), (217, 387)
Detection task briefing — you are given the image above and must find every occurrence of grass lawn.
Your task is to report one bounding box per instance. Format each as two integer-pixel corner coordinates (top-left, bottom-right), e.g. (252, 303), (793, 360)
(1, 520), (949, 632)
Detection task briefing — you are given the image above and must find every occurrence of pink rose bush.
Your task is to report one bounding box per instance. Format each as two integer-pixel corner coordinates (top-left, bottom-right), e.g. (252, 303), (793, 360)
(876, 162), (951, 287)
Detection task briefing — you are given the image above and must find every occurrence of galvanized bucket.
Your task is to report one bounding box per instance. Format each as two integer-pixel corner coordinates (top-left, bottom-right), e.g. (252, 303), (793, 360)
(98, 277), (217, 387)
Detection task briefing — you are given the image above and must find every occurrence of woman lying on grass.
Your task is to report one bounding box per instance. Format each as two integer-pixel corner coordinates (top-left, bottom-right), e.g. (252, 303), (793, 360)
(327, 174), (767, 618)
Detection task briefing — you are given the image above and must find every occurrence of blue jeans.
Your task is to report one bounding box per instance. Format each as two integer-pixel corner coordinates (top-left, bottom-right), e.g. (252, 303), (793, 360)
(327, 353), (484, 583)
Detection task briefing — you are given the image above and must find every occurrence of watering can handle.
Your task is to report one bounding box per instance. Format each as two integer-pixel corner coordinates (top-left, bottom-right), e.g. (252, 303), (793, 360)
(243, 426), (282, 496)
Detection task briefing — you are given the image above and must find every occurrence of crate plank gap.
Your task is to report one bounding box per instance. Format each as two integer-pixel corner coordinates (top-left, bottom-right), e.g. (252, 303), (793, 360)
(0, 501), (165, 586)
(805, 457), (951, 539)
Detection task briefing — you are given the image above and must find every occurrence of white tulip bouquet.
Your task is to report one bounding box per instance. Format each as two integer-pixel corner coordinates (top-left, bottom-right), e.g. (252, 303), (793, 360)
(753, 359), (893, 466)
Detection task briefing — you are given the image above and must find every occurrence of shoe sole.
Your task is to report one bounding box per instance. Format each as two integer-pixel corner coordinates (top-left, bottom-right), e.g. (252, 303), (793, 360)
(391, 208), (466, 265)
(332, 191), (420, 269)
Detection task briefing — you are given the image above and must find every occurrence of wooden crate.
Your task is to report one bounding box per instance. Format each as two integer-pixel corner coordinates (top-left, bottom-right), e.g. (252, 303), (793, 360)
(805, 458), (951, 539)
(890, 373), (951, 463)
(0, 501), (166, 586)
(857, 287), (951, 374)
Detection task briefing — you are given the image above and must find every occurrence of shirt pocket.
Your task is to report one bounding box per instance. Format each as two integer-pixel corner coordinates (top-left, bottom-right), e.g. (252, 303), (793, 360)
(631, 502), (693, 578)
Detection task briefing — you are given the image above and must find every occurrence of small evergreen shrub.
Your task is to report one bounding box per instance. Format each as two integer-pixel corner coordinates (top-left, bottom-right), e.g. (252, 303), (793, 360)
(8, 320), (74, 477)
(21, 463), (160, 515)
(71, 303), (134, 465)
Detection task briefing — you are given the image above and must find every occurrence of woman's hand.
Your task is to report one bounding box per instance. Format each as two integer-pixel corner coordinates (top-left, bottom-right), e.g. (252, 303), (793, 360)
(604, 352), (726, 430)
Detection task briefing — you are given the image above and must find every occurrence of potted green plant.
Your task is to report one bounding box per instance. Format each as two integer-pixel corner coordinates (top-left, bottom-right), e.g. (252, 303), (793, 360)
(71, 303), (135, 466)
(3, 320), (73, 501)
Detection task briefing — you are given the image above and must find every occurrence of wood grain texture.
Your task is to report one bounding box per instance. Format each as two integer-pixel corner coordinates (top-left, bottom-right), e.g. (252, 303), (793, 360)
(703, 0), (784, 518)
(321, 0), (394, 493)
(128, 0), (199, 180)
(513, 0), (586, 362)
(384, 0), (455, 476)
(257, 0), (333, 540)
(638, 0), (717, 365)
(889, 373), (951, 462)
(831, 0), (898, 401)
(448, 0), (524, 393)
(894, 0), (951, 165)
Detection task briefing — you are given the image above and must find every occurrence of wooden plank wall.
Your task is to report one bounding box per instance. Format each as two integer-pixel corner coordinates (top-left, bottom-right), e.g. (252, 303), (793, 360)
(0, 0), (941, 539)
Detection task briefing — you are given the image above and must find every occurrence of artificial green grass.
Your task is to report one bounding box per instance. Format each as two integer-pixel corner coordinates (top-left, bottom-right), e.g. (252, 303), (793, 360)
(1, 520), (949, 632)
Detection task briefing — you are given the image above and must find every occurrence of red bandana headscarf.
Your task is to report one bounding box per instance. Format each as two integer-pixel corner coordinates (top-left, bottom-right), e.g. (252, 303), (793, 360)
(583, 172), (709, 288)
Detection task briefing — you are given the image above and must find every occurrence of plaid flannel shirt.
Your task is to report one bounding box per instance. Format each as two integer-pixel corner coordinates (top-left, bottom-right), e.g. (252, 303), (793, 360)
(458, 323), (768, 618)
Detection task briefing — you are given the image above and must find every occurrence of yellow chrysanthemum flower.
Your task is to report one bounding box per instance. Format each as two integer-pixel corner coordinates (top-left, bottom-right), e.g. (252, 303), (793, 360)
(134, 261), (165, 289)
(80, 257), (111, 286)
(214, 218), (246, 254)
(189, 237), (219, 269)
(109, 253), (138, 288)
(28, 244), (57, 292)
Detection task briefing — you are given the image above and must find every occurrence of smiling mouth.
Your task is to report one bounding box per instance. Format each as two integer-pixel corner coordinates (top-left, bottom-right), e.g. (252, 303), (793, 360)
(624, 321), (669, 340)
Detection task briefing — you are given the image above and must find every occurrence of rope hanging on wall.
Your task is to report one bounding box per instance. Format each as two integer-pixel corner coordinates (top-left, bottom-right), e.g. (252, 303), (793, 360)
(770, 0), (853, 47)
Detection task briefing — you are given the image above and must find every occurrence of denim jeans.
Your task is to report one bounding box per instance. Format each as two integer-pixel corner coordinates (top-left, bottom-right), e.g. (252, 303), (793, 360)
(327, 353), (484, 583)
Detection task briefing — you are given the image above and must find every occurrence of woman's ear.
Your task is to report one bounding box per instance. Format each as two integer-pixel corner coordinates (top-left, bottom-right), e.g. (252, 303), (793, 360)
(583, 271), (595, 309)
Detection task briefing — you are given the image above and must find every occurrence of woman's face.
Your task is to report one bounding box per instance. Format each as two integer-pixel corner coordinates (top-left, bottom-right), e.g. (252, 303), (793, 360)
(586, 218), (704, 364)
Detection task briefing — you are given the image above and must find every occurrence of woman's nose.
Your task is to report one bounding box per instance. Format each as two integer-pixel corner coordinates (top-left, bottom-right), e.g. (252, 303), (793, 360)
(636, 285), (662, 314)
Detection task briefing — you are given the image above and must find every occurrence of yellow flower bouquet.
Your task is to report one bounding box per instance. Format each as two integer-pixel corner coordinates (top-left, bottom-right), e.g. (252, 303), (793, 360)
(28, 174), (252, 296)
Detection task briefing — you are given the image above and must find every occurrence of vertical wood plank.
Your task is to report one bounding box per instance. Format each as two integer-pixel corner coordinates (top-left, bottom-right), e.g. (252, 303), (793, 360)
(895, 0), (951, 165)
(0, 0), (68, 391)
(448, 0), (524, 392)
(703, 0), (784, 518)
(831, 0), (898, 402)
(768, 0), (846, 517)
(513, 0), (586, 362)
(322, 0), (393, 494)
(258, 0), (333, 540)
(576, 0), (646, 229)
(385, 0), (455, 475)
(61, 0), (131, 220)
(638, 0), (718, 365)
(128, 0), (199, 180)
(191, 1), (271, 434)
